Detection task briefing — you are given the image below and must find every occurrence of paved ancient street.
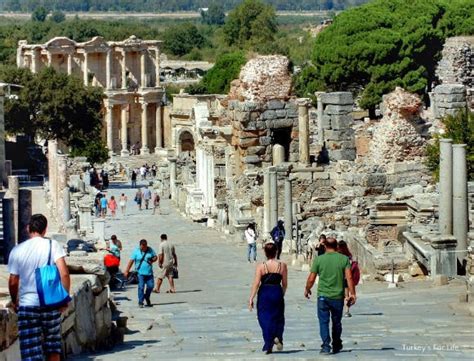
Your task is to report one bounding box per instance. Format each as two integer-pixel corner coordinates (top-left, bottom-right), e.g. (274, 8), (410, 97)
(71, 182), (474, 361)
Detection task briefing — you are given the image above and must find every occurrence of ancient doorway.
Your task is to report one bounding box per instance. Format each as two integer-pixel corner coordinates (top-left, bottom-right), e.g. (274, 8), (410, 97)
(179, 130), (195, 153)
(271, 127), (291, 161)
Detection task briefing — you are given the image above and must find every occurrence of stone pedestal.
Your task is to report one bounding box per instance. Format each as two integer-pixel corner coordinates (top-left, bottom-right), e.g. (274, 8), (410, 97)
(93, 219), (105, 242)
(439, 139), (453, 235)
(452, 144), (468, 263)
(78, 204), (93, 232)
(284, 177), (294, 252)
(430, 235), (457, 277)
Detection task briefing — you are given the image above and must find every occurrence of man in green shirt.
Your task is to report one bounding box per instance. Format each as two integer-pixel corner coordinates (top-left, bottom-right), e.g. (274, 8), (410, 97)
(304, 237), (356, 354)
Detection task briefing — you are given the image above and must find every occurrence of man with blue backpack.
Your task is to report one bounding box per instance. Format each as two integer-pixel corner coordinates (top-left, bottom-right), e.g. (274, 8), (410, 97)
(8, 214), (71, 361)
(270, 220), (285, 260)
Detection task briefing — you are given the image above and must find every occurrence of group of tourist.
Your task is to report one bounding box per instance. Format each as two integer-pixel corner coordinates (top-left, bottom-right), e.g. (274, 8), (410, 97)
(245, 220), (286, 263)
(134, 185), (160, 213)
(94, 193), (129, 217)
(89, 168), (110, 190)
(249, 233), (358, 355)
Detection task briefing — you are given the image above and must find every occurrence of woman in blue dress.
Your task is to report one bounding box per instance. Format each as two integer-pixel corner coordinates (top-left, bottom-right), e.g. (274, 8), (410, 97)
(249, 241), (288, 354)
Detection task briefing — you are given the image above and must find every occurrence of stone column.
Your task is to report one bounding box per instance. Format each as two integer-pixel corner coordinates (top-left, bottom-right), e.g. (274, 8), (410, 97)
(67, 53), (73, 75)
(169, 157), (177, 200)
(272, 144), (285, 165)
(140, 102), (150, 154)
(224, 147), (233, 189)
(269, 167), (278, 229)
(316, 94), (325, 146)
(0, 87), (6, 186)
(48, 140), (58, 214)
(120, 104), (129, 157)
(105, 102), (114, 155)
(63, 187), (71, 224)
(2, 198), (15, 259)
(439, 139), (453, 235)
(263, 169), (271, 236)
(83, 51), (89, 86)
(140, 50), (147, 88)
(154, 48), (160, 87)
(56, 155), (68, 227)
(46, 52), (52, 67)
(31, 49), (38, 74)
(5, 176), (19, 244)
(106, 49), (112, 89)
(121, 50), (127, 90)
(452, 144), (468, 263)
(297, 99), (310, 165)
(154, 104), (163, 152)
(284, 177), (294, 251)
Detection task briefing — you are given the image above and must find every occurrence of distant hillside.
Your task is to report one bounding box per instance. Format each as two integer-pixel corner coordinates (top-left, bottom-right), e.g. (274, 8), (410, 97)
(0, 0), (370, 12)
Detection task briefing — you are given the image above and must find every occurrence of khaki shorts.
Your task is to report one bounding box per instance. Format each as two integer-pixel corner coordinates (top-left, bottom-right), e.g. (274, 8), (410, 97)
(157, 262), (174, 279)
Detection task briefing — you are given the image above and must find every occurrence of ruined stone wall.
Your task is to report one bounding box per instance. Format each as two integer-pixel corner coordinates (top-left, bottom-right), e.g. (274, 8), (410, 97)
(436, 36), (474, 88)
(229, 99), (299, 170)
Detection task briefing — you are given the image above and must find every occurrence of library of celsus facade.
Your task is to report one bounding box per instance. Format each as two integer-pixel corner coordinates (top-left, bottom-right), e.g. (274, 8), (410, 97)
(17, 35), (165, 156)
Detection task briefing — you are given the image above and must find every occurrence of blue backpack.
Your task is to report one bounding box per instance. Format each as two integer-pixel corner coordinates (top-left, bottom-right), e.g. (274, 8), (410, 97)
(35, 239), (71, 308)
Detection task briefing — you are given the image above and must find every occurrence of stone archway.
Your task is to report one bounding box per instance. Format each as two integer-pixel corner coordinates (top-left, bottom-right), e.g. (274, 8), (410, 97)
(179, 130), (195, 153)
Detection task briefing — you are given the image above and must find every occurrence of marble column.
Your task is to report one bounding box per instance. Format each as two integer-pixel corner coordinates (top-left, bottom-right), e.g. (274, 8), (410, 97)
(298, 99), (310, 165)
(48, 140), (58, 214)
(284, 177), (294, 251)
(31, 50), (38, 74)
(5, 176), (19, 244)
(263, 169), (271, 236)
(106, 50), (112, 89)
(154, 48), (160, 87)
(67, 53), (73, 75)
(154, 104), (163, 152)
(63, 187), (71, 223)
(0, 87), (6, 186)
(46, 52), (52, 67)
(140, 50), (147, 88)
(272, 144), (285, 165)
(439, 138), (453, 235)
(120, 104), (129, 157)
(169, 157), (177, 200)
(452, 144), (468, 263)
(224, 146), (233, 190)
(105, 103), (114, 155)
(269, 167), (278, 229)
(121, 50), (127, 90)
(83, 52), (89, 86)
(317, 94), (325, 146)
(140, 102), (150, 154)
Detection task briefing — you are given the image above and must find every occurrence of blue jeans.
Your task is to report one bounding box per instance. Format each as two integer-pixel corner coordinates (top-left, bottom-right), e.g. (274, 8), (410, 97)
(138, 274), (154, 305)
(317, 296), (344, 352)
(247, 243), (256, 261)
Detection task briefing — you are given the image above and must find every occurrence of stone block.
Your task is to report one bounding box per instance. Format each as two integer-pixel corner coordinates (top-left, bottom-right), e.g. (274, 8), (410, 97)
(436, 101), (467, 109)
(330, 114), (353, 130)
(246, 146), (267, 156)
(433, 275), (449, 286)
(324, 104), (353, 115)
(272, 118), (294, 128)
(242, 102), (259, 111)
(325, 129), (354, 141)
(320, 92), (353, 105)
(329, 149), (356, 161)
(436, 93), (466, 103)
(286, 108), (298, 118)
(238, 138), (260, 149)
(235, 111), (250, 123)
(275, 109), (287, 118)
(327, 140), (356, 150)
(256, 121), (267, 129)
(285, 102), (297, 111)
(259, 136), (272, 146)
(262, 110), (277, 120)
(392, 184), (424, 200)
(267, 100), (285, 110)
(321, 115), (331, 129)
(434, 84), (466, 95)
(243, 155), (261, 164)
(361, 173), (387, 187)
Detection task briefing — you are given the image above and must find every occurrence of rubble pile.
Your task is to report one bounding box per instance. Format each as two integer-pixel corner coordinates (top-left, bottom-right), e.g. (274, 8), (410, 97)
(228, 55), (292, 103)
(370, 87), (426, 164)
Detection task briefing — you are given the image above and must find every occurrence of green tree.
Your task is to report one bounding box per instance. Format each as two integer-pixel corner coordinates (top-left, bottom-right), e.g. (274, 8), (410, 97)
(162, 23), (206, 57)
(426, 109), (474, 181)
(223, 0), (277, 49)
(50, 10), (66, 23)
(31, 6), (48, 22)
(0, 65), (108, 164)
(201, 2), (226, 26)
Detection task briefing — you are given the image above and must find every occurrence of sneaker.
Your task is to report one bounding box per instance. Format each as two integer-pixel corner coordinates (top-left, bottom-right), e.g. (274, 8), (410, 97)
(344, 312), (352, 318)
(274, 337), (283, 351)
(320, 349), (331, 355)
(138, 303), (144, 308)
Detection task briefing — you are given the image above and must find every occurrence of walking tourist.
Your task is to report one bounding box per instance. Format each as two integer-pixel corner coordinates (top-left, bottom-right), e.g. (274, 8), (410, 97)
(337, 240), (360, 318)
(8, 214), (70, 361)
(154, 234), (178, 294)
(94, 194), (101, 217)
(249, 241), (287, 354)
(100, 194), (108, 218)
(131, 170), (137, 188)
(316, 234), (327, 256)
(151, 163), (157, 178)
(270, 220), (285, 259)
(140, 165), (147, 180)
(152, 191), (160, 215)
(142, 185), (152, 210)
(135, 188), (143, 211)
(108, 195), (117, 218)
(124, 239), (157, 308)
(119, 193), (128, 215)
(245, 223), (257, 262)
(304, 237), (356, 355)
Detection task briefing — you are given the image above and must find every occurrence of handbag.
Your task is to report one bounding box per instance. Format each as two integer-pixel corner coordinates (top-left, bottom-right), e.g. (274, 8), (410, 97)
(35, 239), (71, 308)
(172, 266), (179, 279)
(104, 253), (120, 268)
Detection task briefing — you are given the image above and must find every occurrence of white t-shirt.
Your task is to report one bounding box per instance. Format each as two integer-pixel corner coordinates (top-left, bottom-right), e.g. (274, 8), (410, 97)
(8, 236), (66, 307)
(245, 228), (256, 244)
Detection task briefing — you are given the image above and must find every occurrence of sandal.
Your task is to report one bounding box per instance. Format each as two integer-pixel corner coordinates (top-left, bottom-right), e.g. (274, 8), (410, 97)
(152, 289), (160, 294)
